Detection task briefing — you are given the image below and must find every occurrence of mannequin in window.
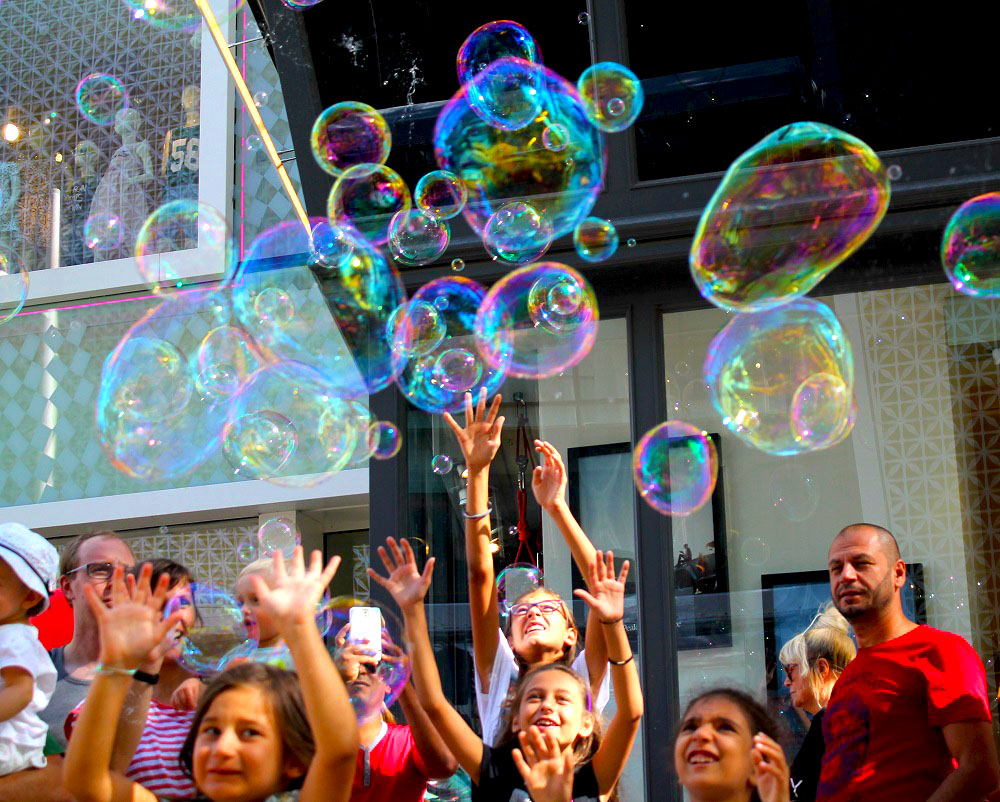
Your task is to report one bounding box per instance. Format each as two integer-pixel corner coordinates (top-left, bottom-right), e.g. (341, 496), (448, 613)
(89, 108), (154, 260)
(61, 141), (100, 266)
(17, 124), (56, 271)
(161, 85), (200, 248)
(0, 152), (20, 255)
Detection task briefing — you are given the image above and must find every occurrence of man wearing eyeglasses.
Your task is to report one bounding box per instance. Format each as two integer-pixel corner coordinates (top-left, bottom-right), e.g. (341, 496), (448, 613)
(38, 530), (134, 750)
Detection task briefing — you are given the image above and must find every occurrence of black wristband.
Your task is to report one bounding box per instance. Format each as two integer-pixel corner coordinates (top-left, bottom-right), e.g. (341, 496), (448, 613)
(609, 654), (634, 667)
(600, 616), (624, 625)
(132, 669), (159, 686)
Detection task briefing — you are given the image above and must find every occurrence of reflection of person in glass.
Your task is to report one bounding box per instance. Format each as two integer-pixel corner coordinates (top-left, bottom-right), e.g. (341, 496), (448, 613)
(88, 108), (154, 260)
(675, 540), (716, 594)
(779, 603), (855, 802)
(61, 141), (100, 267)
(17, 123), (55, 271)
(333, 620), (456, 802)
(161, 86), (200, 248)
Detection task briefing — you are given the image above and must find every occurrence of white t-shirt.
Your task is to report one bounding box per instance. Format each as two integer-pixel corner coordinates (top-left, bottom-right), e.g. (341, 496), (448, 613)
(0, 623), (57, 774)
(474, 629), (611, 747)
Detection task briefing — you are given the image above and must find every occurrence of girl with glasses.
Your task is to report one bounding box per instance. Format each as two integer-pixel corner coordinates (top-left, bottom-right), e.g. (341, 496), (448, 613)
(444, 389), (613, 746)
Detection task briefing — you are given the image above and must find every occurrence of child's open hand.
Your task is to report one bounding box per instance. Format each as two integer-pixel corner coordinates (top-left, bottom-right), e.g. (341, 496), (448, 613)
(85, 563), (185, 672)
(511, 726), (575, 802)
(442, 388), (504, 475)
(752, 732), (790, 802)
(368, 537), (435, 611)
(573, 550), (629, 624)
(170, 677), (205, 711)
(248, 547), (340, 633)
(531, 440), (568, 512)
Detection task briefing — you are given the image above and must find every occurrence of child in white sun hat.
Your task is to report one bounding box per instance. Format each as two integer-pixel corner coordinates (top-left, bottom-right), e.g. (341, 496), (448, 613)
(0, 522), (58, 775)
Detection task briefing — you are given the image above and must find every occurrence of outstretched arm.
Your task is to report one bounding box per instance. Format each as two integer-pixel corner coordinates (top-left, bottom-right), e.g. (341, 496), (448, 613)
(0, 668), (33, 722)
(532, 440), (609, 696)
(575, 552), (643, 797)
(443, 389), (505, 690)
(396, 681), (459, 778)
(251, 548), (358, 802)
(63, 565), (184, 802)
(512, 727), (575, 802)
(369, 538), (486, 783)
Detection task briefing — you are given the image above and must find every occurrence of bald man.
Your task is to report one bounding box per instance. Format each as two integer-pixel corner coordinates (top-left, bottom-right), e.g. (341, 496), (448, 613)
(817, 523), (999, 802)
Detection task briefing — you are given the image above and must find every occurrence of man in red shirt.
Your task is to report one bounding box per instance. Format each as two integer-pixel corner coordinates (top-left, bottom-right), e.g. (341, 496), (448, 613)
(818, 523), (1000, 802)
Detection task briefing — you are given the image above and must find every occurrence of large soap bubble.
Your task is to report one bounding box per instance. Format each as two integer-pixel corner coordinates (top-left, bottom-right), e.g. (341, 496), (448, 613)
(703, 298), (855, 455)
(633, 421), (718, 516)
(388, 300), (447, 358)
(122, 0), (245, 32)
(97, 289), (231, 481)
(690, 122), (890, 312)
(233, 219), (404, 395)
(456, 20), (540, 87)
(574, 216), (618, 262)
(434, 59), (605, 244)
(0, 245), (29, 325)
(475, 262), (598, 379)
(415, 170), (467, 221)
(497, 563), (543, 612)
(328, 163), (411, 246)
(577, 62), (644, 133)
(328, 598), (411, 724)
(135, 200), (232, 293)
(941, 192), (1000, 298)
(224, 360), (361, 486)
(310, 102), (391, 177)
(388, 209), (450, 266)
(75, 73), (128, 126)
(170, 584), (255, 675)
(394, 277), (508, 413)
(483, 200), (553, 264)
(466, 57), (544, 132)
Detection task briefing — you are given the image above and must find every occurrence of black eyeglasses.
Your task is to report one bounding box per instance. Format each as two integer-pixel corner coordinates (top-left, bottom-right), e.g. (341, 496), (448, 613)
(510, 600), (566, 619)
(65, 562), (118, 582)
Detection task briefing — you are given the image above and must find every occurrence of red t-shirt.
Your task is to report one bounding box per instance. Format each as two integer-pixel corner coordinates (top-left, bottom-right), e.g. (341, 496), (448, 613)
(351, 722), (432, 802)
(817, 625), (991, 802)
(30, 590), (73, 650)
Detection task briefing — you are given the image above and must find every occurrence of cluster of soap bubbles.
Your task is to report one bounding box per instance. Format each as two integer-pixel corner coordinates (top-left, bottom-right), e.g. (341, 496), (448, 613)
(75, 73), (128, 126)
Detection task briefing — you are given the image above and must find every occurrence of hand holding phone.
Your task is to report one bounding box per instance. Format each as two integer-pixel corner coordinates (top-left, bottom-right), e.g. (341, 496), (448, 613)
(348, 606), (383, 663)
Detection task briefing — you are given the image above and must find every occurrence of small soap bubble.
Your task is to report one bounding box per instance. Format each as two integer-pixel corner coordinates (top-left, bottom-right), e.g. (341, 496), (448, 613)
(172, 585), (255, 675)
(258, 516), (300, 558)
(434, 296), (449, 312)
(328, 163), (411, 246)
(451, 258), (465, 272)
(433, 347), (483, 392)
(577, 11), (590, 24)
(310, 101), (391, 177)
(415, 170), (467, 221)
(573, 216), (619, 262)
(626, 237), (636, 247)
(633, 421), (718, 516)
(456, 20), (540, 87)
(245, 134), (262, 153)
(222, 410), (298, 479)
(253, 287), (295, 326)
(542, 123), (570, 152)
(75, 73), (128, 126)
(431, 454), (453, 475)
(578, 62), (644, 133)
(83, 213), (124, 251)
(466, 57), (545, 132)
(369, 420), (402, 459)
(308, 219), (354, 269)
(252, 90), (269, 108)
(770, 465), (820, 522)
(483, 201), (553, 264)
(388, 209), (450, 266)
(607, 97), (626, 116)
(941, 192), (1000, 298)
(742, 537), (771, 566)
(236, 539), (257, 563)
(887, 164), (902, 180)
(497, 563), (544, 612)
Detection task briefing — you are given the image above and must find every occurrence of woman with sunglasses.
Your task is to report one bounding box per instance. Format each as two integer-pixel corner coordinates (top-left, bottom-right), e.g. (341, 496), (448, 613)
(444, 390), (611, 746)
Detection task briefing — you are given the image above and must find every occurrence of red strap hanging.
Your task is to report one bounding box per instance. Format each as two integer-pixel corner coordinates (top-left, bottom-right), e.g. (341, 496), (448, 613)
(513, 393), (537, 566)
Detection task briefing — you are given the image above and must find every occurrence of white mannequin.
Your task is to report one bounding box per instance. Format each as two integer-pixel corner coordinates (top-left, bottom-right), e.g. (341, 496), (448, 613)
(61, 141), (100, 266)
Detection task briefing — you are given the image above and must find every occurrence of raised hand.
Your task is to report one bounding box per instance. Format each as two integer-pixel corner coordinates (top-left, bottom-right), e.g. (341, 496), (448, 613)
(367, 537), (435, 611)
(170, 677), (205, 711)
(573, 550), (629, 624)
(248, 547), (340, 633)
(531, 440), (568, 512)
(442, 388), (504, 475)
(752, 732), (791, 802)
(511, 726), (575, 802)
(84, 564), (185, 672)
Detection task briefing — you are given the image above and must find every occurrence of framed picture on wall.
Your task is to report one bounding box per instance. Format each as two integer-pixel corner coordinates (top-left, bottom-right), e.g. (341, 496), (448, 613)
(567, 434), (731, 651)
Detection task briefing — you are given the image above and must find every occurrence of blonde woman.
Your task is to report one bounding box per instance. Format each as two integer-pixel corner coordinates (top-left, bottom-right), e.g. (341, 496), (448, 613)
(778, 603), (856, 802)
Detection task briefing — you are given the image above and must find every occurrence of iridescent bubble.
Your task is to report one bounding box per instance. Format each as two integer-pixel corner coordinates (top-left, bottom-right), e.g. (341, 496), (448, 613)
(252, 90), (269, 107)
(703, 297), (854, 455)
(451, 258), (465, 272)
(690, 122), (890, 312)
(309, 219), (355, 269)
(573, 216), (618, 262)
(626, 237), (636, 247)
(388, 300), (446, 358)
(475, 262), (598, 379)
(107, 337), (192, 421)
(434, 59), (605, 244)
(466, 57), (544, 132)
(194, 324), (261, 402)
(75, 73), (128, 126)
(310, 102), (391, 177)
(225, 361), (361, 486)
(394, 277), (508, 414)
(281, 0), (323, 7)
(253, 287), (295, 327)
(369, 420), (402, 459)
(415, 170), (468, 221)
(886, 164), (902, 181)
(0, 245), (29, 325)
(172, 585), (254, 675)
(542, 123), (570, 152)
(258, 516), (300, 558)
(388, 209), (450, 266)
(433, 347), (483, 392)
(456, 20), (540, 87)
(577, 62), (644, 133)
(431, 454), (453, 475)
(233, 219), (404, 395)
(245, 134), (262, 154)
(122, 0), (245, 31)
(790, 372), (854, 449)
(237, 539), (257, 563)
(326, 598), (410, 724)
(497, 563), (543, 612)
(633, 421), (718, 516)
(328, 163), (411, 246)
(483, 201), (553, 264)
(577, 11), (590, 24)
(221, 410), (298, 479)
(742, 537), (771, 566)
(135, 200), (232, 293)
(941, 192), (1000, 298)
(770, 465), (820, 522)
(83, 213), (124, 251)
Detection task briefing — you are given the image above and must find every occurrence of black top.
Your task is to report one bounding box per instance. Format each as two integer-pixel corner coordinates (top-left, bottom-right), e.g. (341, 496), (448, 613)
(473, 742), (601, 802)
(789, 709), (825, 802)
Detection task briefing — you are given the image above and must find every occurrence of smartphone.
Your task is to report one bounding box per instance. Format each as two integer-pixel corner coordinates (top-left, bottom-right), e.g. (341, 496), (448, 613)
(348, 606), (382, 663)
